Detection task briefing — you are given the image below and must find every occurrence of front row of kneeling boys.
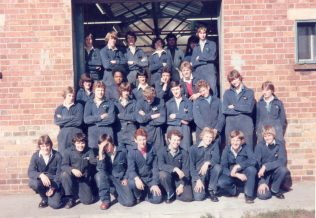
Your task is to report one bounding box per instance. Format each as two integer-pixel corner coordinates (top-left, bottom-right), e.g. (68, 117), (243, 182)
(28, 125), (290, 209)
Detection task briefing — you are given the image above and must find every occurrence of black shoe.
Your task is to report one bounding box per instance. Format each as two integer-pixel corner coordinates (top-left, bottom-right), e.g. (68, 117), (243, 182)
(136, 198), (142, 204)
(65, 199), (75, 209)
(38, 200), (48, 208)
(245, 195), (254, 204)
(209, 191), (219, 202)
(274, 192), (285, 199)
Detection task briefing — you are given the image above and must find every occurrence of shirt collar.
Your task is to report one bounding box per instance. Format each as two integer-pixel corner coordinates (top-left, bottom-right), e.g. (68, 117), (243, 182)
(197, 141), (208, 148)
(152, 49), (166, 56)
(137, 83), (148, 90)
(266, 140), (276, 147)
(168, 147), (180, 157)
(230, 146), (242, 158)
(39, 150), (53, 158)
(107, 45), (118, 51)
(182, 75), (193, 83)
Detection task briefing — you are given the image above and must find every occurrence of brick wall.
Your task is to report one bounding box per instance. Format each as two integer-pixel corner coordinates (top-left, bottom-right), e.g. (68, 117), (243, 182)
(222, 0), (316, 181)
(0, 0), (73, 193)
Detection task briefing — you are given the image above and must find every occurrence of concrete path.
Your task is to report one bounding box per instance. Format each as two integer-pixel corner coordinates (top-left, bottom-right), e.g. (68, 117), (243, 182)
(0, 181), (314, 218)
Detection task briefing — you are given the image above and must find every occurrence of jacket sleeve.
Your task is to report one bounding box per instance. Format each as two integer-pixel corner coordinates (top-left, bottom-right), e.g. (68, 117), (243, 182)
(63, 104), (83, 127)
(97, 102), (116, 126)
(166, 101), (181, 126)
(193, 100), (208, 129)
(28, 153), (41, 180)
(198, 41), (217, 62)
(264, 143), (287, 171)
(157, 149), (174, 173)
(215, 102), (225, 133)
(220, 146), (231, 176)
(191, 47), (203, 68)
(54, 153), (62, 187)
(234, 90), (255, 114)
(100, 48), (112, 70)
(84, 102), (102, 125)
(210, 140), (221, 166)
(182, 151), (191, 185)
(239, 145), (257, 171)
(117, 50), (127, 65)
(176, 100), (193, 122)
(189, 147), (201, 182)
(279, 100), (287, 132)
(149, 102), (166, 126)
(149, 55), (162, 72)
(135, 101), (152, 124)
(222, 91), (240, 116)
(135, 50), (148, 68)
(127, 151), (138, 180)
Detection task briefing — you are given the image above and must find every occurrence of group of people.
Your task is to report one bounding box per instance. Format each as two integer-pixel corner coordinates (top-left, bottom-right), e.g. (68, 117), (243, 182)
(27, 27), (290, 210)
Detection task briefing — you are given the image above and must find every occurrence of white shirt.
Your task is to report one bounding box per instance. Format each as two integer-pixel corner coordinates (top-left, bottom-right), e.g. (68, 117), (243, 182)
(39, 151), (53, 165)
(129, 46), (136, 55)
(199, 40), (206, 52)
(175, 97), (182, 110)
(230, 146), (242, 158)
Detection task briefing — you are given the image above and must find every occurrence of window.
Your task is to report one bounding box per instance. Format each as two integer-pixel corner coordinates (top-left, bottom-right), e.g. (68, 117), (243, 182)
(296, 21), (316, 64)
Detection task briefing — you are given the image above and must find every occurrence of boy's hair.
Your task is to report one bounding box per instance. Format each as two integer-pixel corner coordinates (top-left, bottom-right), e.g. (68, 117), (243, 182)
(262, 125), (276, 138)
(196, 26), (207, 35)
(93, 80), (106, 92)
(98, 133), (114, 146)
(37, 135), (53, 149)
(180, 61), (192, 71)
(112, 66), (125, 77)
(79, 73), (92, 88)
(195, 80), (210, 91)
(62, 86), (75, 99)
(261, 81), (275, 93)
(134, 128), (148, 139)
(119, 82), (131, 95)
(125, 31), (137, 41)
(199, 127), (215, 140)
(162, 66), (171, 75)
(85, 32), (94, 40)
(143, 86), (155, 99)
(72, 133), (87, 144)
(151, 37), (165, 49)
(170, 81), (181, 89)
(227, 70), (243, 83)
(229, 130), (245, 145)
(136, 70), (148, 79)
(166, 33), (177, 42)
(167, 129), (183, 140)
(105, 31), (118, 43)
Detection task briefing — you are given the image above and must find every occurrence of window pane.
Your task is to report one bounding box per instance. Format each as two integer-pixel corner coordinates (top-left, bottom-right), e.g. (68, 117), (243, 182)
(297, 22), (316, 61)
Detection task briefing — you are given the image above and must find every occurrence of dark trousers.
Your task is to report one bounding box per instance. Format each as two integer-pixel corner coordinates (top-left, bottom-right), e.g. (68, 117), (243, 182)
(218, 166), (257, 198)
(159, 171), (193, 202)
(29, 179), (62, 209)
(60, 171), (94, 205)
(257, 166), (289, 200)
(95, 172), (135, 207)
(128, 178), (163, 204)
(192, 164), (222, 201)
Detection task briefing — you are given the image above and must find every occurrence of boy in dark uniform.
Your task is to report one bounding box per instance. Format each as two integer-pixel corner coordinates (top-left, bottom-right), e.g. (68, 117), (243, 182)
(28, 135), (63, 209)
(255, 125), (289, 200)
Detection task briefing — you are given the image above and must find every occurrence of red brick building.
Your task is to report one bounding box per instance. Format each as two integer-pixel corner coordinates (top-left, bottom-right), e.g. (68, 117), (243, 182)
(0, 0), (315, 193)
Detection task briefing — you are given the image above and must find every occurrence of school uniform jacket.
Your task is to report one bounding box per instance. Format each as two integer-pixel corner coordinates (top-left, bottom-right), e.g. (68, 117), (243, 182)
(149, 51), (172, 75)
(158, 147), (190, 185)
(220, 144), (257, 177)
(189, 140), (220, 182)
(191, 40), (217, 69)
(125, 47), (148, 72)
(100, 46), (126, 72)
(193, 95), (225, 134)
(28, 149), (62, 187)
(128, 145), (159, 187)
(76, 88), (94, 106)
(97, 146), (128, 180)
(166, 97), (193, 127)
(61, 146), (96, 179)
(254, 140), (287, 184)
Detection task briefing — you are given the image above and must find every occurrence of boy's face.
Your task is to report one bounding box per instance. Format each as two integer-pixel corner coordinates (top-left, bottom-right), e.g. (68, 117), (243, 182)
(198, 30), (206, 40)
(75, 141), (86, 152)
(85, 36), (93, 48)
(83, 81), (92, 91)
(263, 88), (273, 99)
(199, 86), (210, 98)
(154, 40), (163, 50)
(201, 132), (214, 145)
(263, 133), (274, 145)
(230, 78), (242, 89)
(127, 35), (136, 46)
(64, 93), (74, 104)
(104, 142), (114, 154)
(108, 37), (117, 48)
(168, 135), (181, 150)
(39, 143), (52, 156)
(138, 75), (146, 85)
(181, 67), (192, 79)
(161, 72), (171, 83)
(113, 72), (123, 85)
(95, 87), (105, 99)
(121, 90), (130, 99)
(167, 37), (176, 47)
(171, 86), (181, 98)
(231, 136), (242, 151)
(135, 135), (147, 150)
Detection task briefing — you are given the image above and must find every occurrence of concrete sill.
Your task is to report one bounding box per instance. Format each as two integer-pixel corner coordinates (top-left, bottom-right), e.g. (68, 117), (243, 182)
(294, 63), (316, 71)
